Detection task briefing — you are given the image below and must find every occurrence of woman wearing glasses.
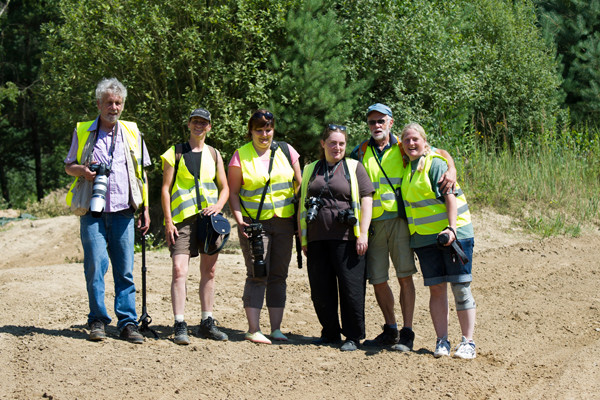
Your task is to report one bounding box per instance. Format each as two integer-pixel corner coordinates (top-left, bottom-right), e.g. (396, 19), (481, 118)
(298, 124), (374, 351)
(228, 109), (302, 344)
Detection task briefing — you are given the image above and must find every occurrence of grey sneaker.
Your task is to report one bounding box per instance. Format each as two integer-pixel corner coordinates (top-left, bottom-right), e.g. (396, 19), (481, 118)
(453, 336), (476, 359)
(363, 324), (399, 346)
(340, 339), (359, 352)
(89, 320), (106, 341)
(198, 317), (228, 341)
(391, 327), (414, 352)
(120, 324), (144, 344)
(173, 321), (190, 345)
(433, 336), (451, 358)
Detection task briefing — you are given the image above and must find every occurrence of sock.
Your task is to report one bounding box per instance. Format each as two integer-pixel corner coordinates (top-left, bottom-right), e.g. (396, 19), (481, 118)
(174, 314), (184, 323)
(201, 311), (213, 321)
(389, 323), (398, 329)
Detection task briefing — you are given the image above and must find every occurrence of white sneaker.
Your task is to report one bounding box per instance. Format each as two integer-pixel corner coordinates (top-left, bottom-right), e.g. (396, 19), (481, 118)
(433, 336), (451, 358)
(453, 336), (476, 359)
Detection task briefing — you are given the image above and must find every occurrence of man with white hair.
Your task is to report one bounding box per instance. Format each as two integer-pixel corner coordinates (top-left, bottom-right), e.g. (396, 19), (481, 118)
(65, 78), (150, 344)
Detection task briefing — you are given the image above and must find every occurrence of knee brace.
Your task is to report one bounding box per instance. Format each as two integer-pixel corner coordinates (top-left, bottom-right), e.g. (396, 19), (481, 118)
(451, 282), (476, 311)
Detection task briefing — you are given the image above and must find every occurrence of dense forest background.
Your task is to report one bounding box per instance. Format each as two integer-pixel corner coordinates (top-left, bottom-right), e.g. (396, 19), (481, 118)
(0, 0), (598, 212)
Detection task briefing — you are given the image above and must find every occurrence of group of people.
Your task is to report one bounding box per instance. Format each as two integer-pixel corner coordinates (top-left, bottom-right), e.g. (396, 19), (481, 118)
(65, 78), (477, 359)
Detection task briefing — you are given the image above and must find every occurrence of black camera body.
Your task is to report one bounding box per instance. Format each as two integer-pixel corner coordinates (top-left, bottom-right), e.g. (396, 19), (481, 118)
(244, 222), (267, 277)
(437, 232), (450, 246)
(437, 231), (470, 265)
(336, 208), (357, 227)
(304, 196), (323, 223)
(88, 163), (111, 218)
(89, 163), (111, 176)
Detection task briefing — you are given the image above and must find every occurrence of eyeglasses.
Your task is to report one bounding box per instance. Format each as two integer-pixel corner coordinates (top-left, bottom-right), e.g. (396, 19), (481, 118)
(251, 111), (274, 120)
(367, 119), (386, 126)
(328, 124), (346, 131)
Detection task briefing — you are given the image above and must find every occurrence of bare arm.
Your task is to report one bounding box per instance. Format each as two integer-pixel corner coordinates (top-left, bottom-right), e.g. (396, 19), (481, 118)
(356, 195), (373, 256)
(440, 192), (457, 245)
(65, 162), (96, 182)
(435, 148), (456, 194)
(137, 171), (151, 234)
(227, 165), (249, 239)
(292, 159), (302, 194)
(161, 162), (178, 246)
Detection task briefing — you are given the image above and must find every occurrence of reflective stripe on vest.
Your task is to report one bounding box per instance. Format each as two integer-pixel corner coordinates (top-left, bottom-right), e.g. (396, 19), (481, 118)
(66, 120), (147, 207)
(299, 159), (361, 246)
(401, 153), (471, 235)
(238, 142), (295, 220)
(166, 146), (219, 224)
(361, 142), (404, 219)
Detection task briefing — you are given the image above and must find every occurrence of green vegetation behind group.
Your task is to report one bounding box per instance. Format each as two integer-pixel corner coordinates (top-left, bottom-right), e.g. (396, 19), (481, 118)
(2, 0), (600, 238)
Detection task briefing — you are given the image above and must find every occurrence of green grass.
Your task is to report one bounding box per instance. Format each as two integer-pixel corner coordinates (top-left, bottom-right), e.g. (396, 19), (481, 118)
(457, 135), (600, 237)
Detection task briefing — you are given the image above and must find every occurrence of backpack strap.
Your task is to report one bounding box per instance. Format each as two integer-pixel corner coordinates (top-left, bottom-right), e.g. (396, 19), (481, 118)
(357, 140), (369, 163)
(170, 142), (191, 193)
(277, 141), (293, 167)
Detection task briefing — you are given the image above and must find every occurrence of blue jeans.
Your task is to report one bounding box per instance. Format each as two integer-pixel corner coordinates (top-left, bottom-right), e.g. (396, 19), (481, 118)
(80, 210), (137, 330)
(414, 238), (475, 286)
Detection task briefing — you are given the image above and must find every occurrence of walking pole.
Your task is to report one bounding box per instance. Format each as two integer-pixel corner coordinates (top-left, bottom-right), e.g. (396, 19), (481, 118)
(137, 132), (158, 338)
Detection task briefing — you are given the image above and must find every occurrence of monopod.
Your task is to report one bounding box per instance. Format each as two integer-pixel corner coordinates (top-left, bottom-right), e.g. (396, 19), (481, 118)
(137, 133), (158, 338)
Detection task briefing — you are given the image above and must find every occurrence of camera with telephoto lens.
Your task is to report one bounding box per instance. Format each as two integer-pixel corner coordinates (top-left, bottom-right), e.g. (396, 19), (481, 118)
(88, 163), (111, 218)
(304, 196), (323, 224)
(244, 223), (267, 277)
(336, 208), (357, 227)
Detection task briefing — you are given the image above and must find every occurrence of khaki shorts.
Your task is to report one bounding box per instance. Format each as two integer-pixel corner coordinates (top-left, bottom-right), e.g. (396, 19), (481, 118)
(367, 217), (417, 285)
(169, 216), (200, 258)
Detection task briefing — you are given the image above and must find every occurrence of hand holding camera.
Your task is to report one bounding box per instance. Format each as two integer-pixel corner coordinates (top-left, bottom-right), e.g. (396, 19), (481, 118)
(437, 226), (469, 265)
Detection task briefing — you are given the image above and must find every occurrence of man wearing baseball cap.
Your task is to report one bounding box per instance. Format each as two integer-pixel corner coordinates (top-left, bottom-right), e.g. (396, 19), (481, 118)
(350, 103), (456, 351)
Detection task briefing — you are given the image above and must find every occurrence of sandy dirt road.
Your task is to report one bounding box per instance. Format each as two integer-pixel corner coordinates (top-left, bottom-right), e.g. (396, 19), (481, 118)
(0, 210), (599, 399)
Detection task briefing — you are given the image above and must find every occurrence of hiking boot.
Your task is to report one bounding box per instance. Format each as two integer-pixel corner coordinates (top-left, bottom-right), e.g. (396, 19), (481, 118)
(453, 336), (476, 359)
(173, 321), (190, 345)
(198, 317), (228, 341)
(340, 339), (359, 352)
(433, 336), (451, 358)
(391, 327), (415, 352)
(89, 320), (106, 341)
(120, 323), (144, 344)
(363, 324), (399, 347)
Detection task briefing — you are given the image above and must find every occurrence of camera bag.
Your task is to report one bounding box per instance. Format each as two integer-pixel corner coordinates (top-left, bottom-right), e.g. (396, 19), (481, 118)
(197, 213), (231, 255)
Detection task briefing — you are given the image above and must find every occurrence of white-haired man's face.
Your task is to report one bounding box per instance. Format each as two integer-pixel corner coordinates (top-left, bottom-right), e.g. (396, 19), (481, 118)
(97, 92), (123, 127)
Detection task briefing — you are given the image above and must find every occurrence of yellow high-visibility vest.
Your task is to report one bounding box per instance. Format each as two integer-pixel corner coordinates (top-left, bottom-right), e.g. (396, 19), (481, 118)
(66, 120), (148, 208)
(361, 140), (404, 219)
(401, 153), (471, 235)
(161, 145), (219, 224)
(238, 142), (295, 220)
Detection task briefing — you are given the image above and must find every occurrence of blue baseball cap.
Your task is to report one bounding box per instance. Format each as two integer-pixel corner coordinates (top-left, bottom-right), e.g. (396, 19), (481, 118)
(366, 103), (393, 118)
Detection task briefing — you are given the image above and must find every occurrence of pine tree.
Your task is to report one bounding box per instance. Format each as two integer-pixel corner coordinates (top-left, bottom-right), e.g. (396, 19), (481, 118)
(537, 0), (600, 125)
(269, 0), (367, 162)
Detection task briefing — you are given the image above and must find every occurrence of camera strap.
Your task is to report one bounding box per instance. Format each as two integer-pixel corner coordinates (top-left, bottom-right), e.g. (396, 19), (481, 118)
(307, 158), (352, 214)
(370, 143), (404, 218)
(192, 151), (204, 214)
